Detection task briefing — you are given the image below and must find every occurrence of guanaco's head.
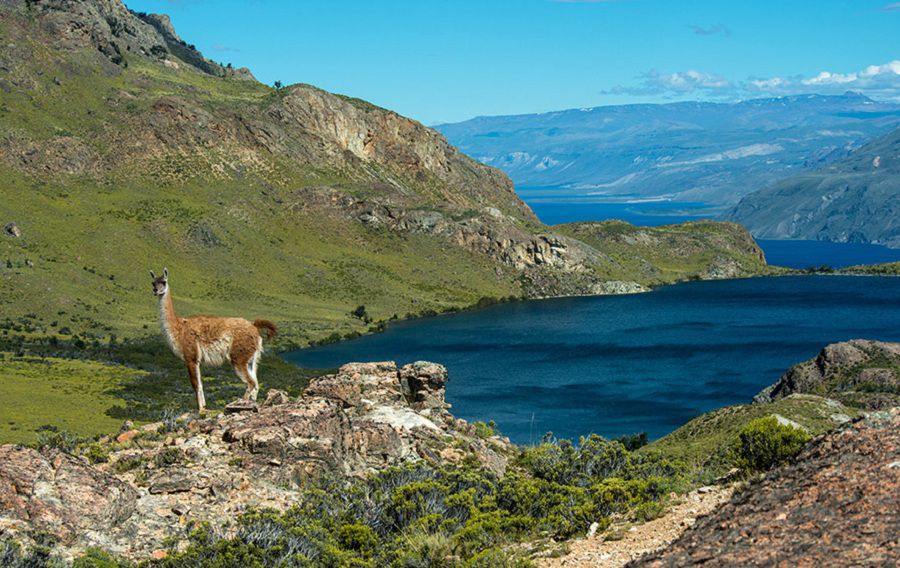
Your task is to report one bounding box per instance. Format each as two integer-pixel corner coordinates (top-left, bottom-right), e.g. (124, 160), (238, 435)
(149, 268), (169, 297)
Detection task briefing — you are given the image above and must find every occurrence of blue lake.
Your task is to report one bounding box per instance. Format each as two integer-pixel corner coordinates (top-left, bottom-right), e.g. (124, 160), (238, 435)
(525, 198), (713, 226)
(286, 276), (900, 444)
(756, 239), (900, 269)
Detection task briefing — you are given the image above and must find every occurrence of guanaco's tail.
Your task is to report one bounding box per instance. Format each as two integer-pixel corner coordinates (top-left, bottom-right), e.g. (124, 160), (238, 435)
(253, 319), (278, 340)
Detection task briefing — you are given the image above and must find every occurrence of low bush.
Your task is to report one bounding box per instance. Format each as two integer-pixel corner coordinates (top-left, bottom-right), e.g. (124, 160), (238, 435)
(733, 416), (812, 472)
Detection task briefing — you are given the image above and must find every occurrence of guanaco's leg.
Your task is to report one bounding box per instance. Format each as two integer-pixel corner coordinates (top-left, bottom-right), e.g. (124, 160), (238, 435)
(232, 356), (257, 401)
(187, 360), (206, 413)
(246, 349), (261, 401)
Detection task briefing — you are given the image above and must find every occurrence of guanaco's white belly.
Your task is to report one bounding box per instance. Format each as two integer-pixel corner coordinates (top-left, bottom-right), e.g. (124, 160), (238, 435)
(198, 335), (233, 367)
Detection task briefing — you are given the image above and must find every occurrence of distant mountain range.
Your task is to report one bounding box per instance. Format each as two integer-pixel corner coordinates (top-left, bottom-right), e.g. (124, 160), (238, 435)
(727, 126), (900, 249)
(436, 94), (900, 206)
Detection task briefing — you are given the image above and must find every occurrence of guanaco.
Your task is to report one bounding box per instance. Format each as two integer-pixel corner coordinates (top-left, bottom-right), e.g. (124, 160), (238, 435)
(150, 268), (277, 412)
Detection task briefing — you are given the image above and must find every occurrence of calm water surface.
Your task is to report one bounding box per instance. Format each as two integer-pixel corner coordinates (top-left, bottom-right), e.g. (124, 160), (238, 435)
(286, 276), (900, 444)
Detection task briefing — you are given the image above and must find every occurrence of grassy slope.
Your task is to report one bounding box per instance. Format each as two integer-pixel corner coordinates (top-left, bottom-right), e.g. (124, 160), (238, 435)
(642, 394), (859, 474)
(556, 220), (774, 286)
(0, 50), (521, 347)
(0, 353), (144, 444)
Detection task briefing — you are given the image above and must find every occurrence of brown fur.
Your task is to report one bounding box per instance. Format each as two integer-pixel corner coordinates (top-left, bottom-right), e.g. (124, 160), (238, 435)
(253, 319), (278, 339)
(151, 268), (274, 412)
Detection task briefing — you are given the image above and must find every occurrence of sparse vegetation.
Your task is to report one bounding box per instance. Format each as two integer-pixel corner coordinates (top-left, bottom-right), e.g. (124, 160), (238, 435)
(643, 395), (855, 476)
(148, 436), (686, 568)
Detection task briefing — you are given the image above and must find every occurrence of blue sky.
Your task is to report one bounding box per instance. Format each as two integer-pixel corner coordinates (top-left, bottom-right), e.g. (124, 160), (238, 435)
(127, 0), (900, 124)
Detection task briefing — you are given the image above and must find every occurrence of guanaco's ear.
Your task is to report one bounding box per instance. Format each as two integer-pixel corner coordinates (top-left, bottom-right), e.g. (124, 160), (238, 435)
(163, 267), (168, 280)
(149, 270), (156, 279)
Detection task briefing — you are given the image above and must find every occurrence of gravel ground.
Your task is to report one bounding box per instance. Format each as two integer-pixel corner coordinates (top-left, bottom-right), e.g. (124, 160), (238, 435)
(536, 485), (734, 568)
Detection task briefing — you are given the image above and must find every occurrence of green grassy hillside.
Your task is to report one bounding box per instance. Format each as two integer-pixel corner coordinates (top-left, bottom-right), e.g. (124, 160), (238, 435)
(0, 0), (770, 438)
(642, 394), (858, 475)
(0, 1), (770, 349)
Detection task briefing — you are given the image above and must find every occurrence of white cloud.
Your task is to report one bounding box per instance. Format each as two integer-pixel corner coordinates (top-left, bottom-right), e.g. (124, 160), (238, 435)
(745, 60), (900, 100)
(603, 60), (900, 102)
(603, 69), (734, 97)
(882, 2), (900, 11)
(690, 24), (731, 37)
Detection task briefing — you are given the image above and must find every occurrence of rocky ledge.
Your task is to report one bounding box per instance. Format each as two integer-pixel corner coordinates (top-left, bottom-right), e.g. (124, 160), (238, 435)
(754, 339), (900, 410)
(0, 361), (512, 561)
(631, 409), (900, 567)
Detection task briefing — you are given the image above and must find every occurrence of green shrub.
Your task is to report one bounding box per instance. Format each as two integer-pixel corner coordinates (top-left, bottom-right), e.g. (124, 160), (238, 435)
(472, 421), (497, 439)
(337, 524), (377, 559)
(84, 443), (110, 464)
(114, 454), (145, 473)
(0, 536), (67, 568)
(73, 548), (132, 567)
(614, 432), (648, 451)
(153, 447), (183, 467)
(734, 416), (812, 472)
(34, 425), (85, 453)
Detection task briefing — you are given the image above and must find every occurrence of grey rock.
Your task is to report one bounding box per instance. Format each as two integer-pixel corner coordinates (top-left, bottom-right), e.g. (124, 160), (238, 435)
(148, 467), (195, 494)
(0, 446), (137, 543)
(223, 399), (259, 414)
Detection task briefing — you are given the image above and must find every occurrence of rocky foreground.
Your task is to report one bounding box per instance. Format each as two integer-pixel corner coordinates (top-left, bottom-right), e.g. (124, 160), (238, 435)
(2, 343), (899, 565)
(632, 409), (900, 567)
(0, 361), (512, 561)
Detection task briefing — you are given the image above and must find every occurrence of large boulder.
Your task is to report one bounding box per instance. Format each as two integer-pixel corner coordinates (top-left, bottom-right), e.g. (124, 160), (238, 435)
(754, 339), (900, 409)
(0, 446), (137, 543)
(224, 361), (509, 482)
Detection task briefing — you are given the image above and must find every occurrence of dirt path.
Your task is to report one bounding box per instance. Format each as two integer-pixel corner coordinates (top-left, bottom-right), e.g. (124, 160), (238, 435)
(536, 485), (734, 568)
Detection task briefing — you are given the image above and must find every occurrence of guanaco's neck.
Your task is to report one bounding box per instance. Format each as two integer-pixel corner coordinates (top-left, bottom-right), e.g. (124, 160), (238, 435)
(158, 290), (182, 356)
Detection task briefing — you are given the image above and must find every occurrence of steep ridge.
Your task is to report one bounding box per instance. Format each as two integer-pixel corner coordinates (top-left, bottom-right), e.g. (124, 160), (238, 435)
(0, 0), (769, 345)
(728, 126), (900, 248)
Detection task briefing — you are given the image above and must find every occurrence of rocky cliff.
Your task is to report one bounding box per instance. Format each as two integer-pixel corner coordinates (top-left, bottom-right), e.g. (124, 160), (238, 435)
(0, 361), (513, 561)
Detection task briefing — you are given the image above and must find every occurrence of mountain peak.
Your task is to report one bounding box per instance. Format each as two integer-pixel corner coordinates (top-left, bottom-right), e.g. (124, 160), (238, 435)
(24, 0), (255, 80)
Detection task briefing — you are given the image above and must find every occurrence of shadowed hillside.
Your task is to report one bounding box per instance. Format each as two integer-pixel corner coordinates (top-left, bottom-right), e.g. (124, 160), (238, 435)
(728, 126), (900, 248)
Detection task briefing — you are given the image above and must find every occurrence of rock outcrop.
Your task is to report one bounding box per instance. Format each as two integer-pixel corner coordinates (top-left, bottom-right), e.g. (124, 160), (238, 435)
(631, 410), (900, 567)
(0, 446), (137, 544)
(0, 361), (513, 560)
(26, 0), (253, 79)
(754, 340), (900, 409)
